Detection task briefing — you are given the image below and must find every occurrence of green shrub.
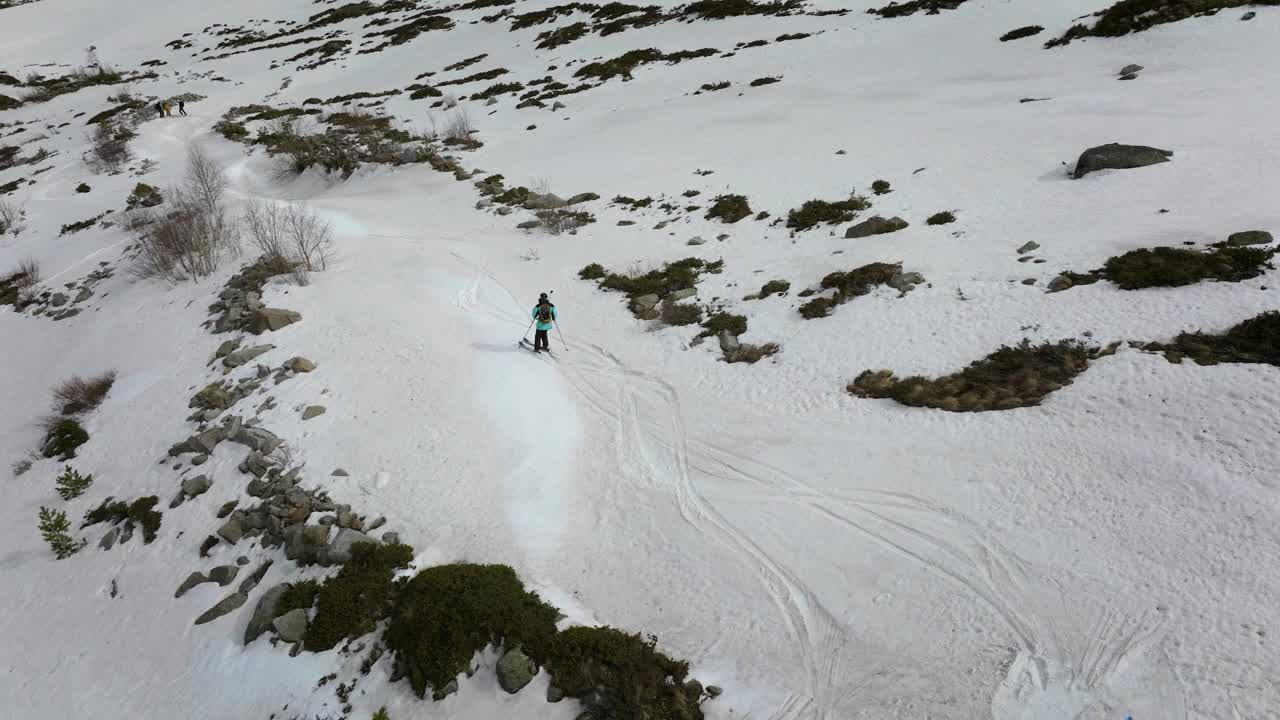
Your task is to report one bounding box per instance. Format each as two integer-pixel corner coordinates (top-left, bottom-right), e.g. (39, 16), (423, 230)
(214, 120), (249, 142)
(685, 0), (800, 20)
(126, 183), (163, 210)
(787, 197), (870, 230)
(749, 76), (780, 87)
(798, 262), (901, 318)
(700, 311), (747, 338)
(870, 0), (970, 18)
(575, 48), (716, 82)
(546, 627), (701, 720)
(75, 183), (91, 193)
(612, 195), (653, 208)
(1000, 25), (1043, 41)
(579, 263), (606, 280)
(385, 563), (559, 699)
(43, 419), (88, 459)
(308, 543), (415, 651)
(60, 213), (106, 235)
(597, 258), (723, 298)
(81, 495), (161, 543)
(471, 81), (524, 100)
(700, 81), (730, 91)
(927, 211), (956, 225)
(55, 466), (93, 501)
(705, 194), (751, 223)
(849, 339), (1095, 412)
(536, 22), (589, 49)
(871, 179), (891, 195)
(1145, 310), (1280, 366)
(746, 279), (790, 299)
(1047, 0), (1259, 45)
(277, 579), (321, 614)
(39, 506), (83, 560)
(660, 299), (702, 326)
(1100, 245), (1274, 289)
(371, 708), (391, 720)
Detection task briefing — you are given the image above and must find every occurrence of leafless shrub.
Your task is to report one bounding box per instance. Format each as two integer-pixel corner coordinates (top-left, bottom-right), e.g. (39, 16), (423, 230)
(107, 84), (135, 103)
(285, 204), (332, 275)
(242, 200), (332, 285)
(534, 208), (595, 235)
(16, 256), (40, 286)
(53, 372), (117, 415)
(444, 108), (473, 142)
(242, 200), (289, 262)
(520, 247), (540, 262)
(724, 342), (780, 364)
(0, 199), (25, 236)
(11, 456), (34, 478)
(132, 144), (239, 283)
(86, 120), (134, 173)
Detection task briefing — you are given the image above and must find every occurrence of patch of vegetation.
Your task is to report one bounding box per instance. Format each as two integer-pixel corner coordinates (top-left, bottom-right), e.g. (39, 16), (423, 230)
(308, 543), (415, 651)
(509, 4), (587, 30)
(745, 279), (790, 299)
(776, 32), (811, 41)
(613, 195), (653, 209)
(869, 0), (970, 18)
(437, 68), (508, 87)
(214, 120), (249, 141)
(278, 579), (322, 614)
(684, 0), (800, 20)
(1144, 311), (1280, 366)
(53, 372), (116, 416)
(926, 210), (956, 225)
(406, 83), (443, 100)
(39, 507), (83, 560)
(0, 94), (20, 111)
(786, 196), (870, 230)
(871, 179), (892, 195)
(535, 208), (595, 234)
(126, 183), (162, 210)
(749, 76), (780, 87)
(245, 106), (320, 123)
(81, 495), (162, 543)
(537, 21), (590, 49)
(23, 66), (130, 104)
(76, 183), (90, 193)
(444, 54), (488, 72)
(724, 341), (780, 364)
(589, 257), (724, 298)
(578, 262), (606, 280)
(252, 111), (437, 179)
(43, 418), (89, 459)
(660, 298), (703, 326)
(1073, 245), (1277, 290)
(472, 81), (524, 100)
(705, 194), (751, 223)
(700, 81), (730, 91)
(575, 48), (718, 82)
(55, 466), (94, 501)
(1047, 0), (1269, 46)
(798, 262), (901, 319)
(60, 212), (107, 236)
(86, 99), (147, 126)
(1000, 24), (1043, 41)
(699, 311), (747, 338)
(546, 627), (703, 719)
(385, 563), (560, 698)
(849, 339), (1096, 412)
(366, 15), (454, 50)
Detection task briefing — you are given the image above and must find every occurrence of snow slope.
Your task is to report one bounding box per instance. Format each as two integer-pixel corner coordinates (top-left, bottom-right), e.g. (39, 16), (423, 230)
(1, 1), (1278, 719)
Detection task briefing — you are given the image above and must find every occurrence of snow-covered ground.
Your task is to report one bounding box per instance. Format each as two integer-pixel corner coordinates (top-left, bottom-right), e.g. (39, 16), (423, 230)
(1, 0), (1278, 718)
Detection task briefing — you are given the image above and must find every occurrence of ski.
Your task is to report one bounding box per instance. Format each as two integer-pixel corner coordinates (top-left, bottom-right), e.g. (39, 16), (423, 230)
(518, 339), (555, 358)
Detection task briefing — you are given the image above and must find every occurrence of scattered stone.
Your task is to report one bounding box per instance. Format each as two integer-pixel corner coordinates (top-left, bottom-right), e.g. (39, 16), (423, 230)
(475, 198), (493, 210)
(382, 531), (400, 544)
(1072, 143), (1172, 179)
(256, 364), (271, 379)
(496, 206), (513, 216)
(182, 475), (212, 497)
(232, 425), (281, 454)
(567, 192), (600, 205)
(1242, 10), (1256, 20)
(302, 405), (327, 420)
(551, 101), (566, 111)
(223, 344), (275, 369)
(1118, 73), (1138, 81)
(237, 555), (250, 566)
(169, 427), (224, 456)
(547, 684), (565, 702)
(74, 288), (92, 304)
(631, 294), (660, 312)
(1119, 64), (1144, 76)
(245, 583), (288, 644)
(485, 97), (498, 106)
(193, 591), (247, 625)
(273, 608), (309, 643)
(1021, 278), (1037, 286)
(617, 220), (636, 226)
(247, 308), (301, 335)
(199, 536), (218, 557)
(1047, 274), (1074, 293)
(1227, 230), (1273, 247)
(99, 527), (119, 550)
(707, 685), (723, 698)
(284, 523), (332, 563)
(718, 330), (741, 353)
(525, 192), (567, 210)
(517, 220), (541, 230)
(169, 490), (187, 509)
(191, 454), (208, 466)
(50, 293), (68, 307)
(366, 516), (386, 531)
(836, 149), (846, 155)
(215, 338), (242, 358)
(845, 216), (909, 239)
(1016, 241), (1040, 254)
(321, 528), (378, 566)
(496, 647), (536, 693)
(716, 234), (729, 241)
(237, 560), (273, 595)
(208, 565), (240, 586)
(175, 572), (210, 598)
(217, 500), (238, 518)
(687, 235), (707, 246)
(218, 514), (246, 545)
(887, 271), (926, 293)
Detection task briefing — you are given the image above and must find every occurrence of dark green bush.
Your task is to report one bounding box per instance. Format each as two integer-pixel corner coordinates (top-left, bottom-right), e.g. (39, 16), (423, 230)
(684, 0), (799, 19)
(308, 543), (415, 651)
(849, 339), (1095, 412)
(597, 258), (723, 298)
(749, 76), (780, 87)
(1146, 311), (1280, 366)
(537, 21), (589, 49)
(1000, 25), (1043, 41)
(613, 195), (653, 208)
(1047, 0), (1262, 45)
(786, 197), (870, 230)
(871, 179), (891, 195)
(705, 194), (751, 223)
(746, 279), (790, 299)
(43, 418), (88, 459)
(75, 183), (91, 193)
(869, 0), (969, 18)
(579, 263), (606, 280)
(546, 627), (701, 720)
(798, 262), (900, 318)
(927, 211), (956, 225)
(700, 81), (730, 91)
(55, 466), (93, 501)
(215, 121), (249, 141)
(1101, 246), (1274, 289)
(277, 580), (321, 614)
(660, 299), (702, 326)
(126, 183), (162, 210)
(39, 506), (82, 560)
(385, 563), (559, 699)
(700, 311), (746, 338)
(81, 495), (161, 543)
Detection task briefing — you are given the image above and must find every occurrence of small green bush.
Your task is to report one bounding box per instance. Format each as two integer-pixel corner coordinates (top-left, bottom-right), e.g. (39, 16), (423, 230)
(60, 213), (106, 235)
(798, 262), (900, 318)
(597, 258), (723, 298)
(214, 120), (249, 142)
(43, 419), (89, 459)
(1001, 25), (1043, 41)
(927, 211), (956, 225)
(55, 466), (93, 501)
(700, 81), (730, 91)
(871, 179), (891, 195)
(39, 506), (83, 560)
(579, 263), (606, 280)
(705, 194), (751, 223)
(870, 0), (969, 18)
(1145, 310), (1280, 366)
(371, 708), (391, 720)
(613, 195), (653, 208)
(749, 76), (780, 87)
(1101, 245), (1274, 290)
(746, 279), (790, 299)
(81, 495), (161, 543)
(75, 183), (91, 193)
(660, 299), (703, 326)
(126, 183), (163, 210)
(536, 21), (589, 49)
(786, 197), (870, 230)
(546, 627), (701, 720)
(308, 543), (415, 652)
(700, 311), (747, 338)
(277, 580), (321, 614)
(385, 563), (559, 699)
(685, 0), (799, 20)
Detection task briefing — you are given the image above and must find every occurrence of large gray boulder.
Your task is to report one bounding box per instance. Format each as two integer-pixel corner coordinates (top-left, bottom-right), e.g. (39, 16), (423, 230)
(496, 647), (536, 693)
(218, 514), (246, 545)
(286, 356), (316, 373)
(1072, 143), (1172, 179)
(168, 427), (224, 456)
(193, 591), (247, 625)
(215, 338), (242, 358)
(845, 216), (909, 239)
(272, 608), (309, 643)
(320, 528), (378, 566)
(631, 294), (660, 312)
(182, 475), (212, 497)
(524, 192), (566, 210)
(232, 426), (281, 454)
(1227, 230), (1273, 247)
(566, 192), (600, 205)
(175, 571), (209, 598)
(284, 523), (331, 563)
(244, 583), (289, 644)
(223, 344), (275, 369)
(208, 565), (240, 586)
(718, 330), (741, 353)
(667, 288), (697, 302)
(887, 271), (926, 294)
(248, 308), (301, 335)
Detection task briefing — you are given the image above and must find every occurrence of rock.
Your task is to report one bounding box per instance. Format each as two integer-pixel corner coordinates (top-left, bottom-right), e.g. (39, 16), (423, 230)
(191, 454), (208, 466)
(215, 338), (242, 358)
(1072, 143), (1172, 179)
(718, 330), (741, 353)
(218, 514), (246, 545)
(169, 490), (186, 509)
(193, 591), (247, 625)
(845, 216), (909, 239)
(208, 565), (240, 586)
(175, 571), (209, 598)
(435, 680), (459, 700)
(237, 555), (250, 566)
(199, 536), (218, 557)
(50, 293), (68, 307)
(524, 192), (566, 210)
(321, 528), (378, 566)
(1227, 230), (1273, 247)
(337, 509), (360, 529)
(667, 288), (697, 302)
(382, 531), (400, 545)
(707, 685), (723, 698)
(332, 468), (349, 477)
(217, 501), (238, 518)
(617, 220), (636, 226)
(169, 427), (224, 456)
(302, 405), (326, 420)
(99, 527), (119, 550)
(485, 97), (498, 106)
(496, 206), (513, 216)
(1119, 64), (1144, 76)
(74, 288), (92, 303)
(1118, 73), (1138, 81)
(255, 364), (271, 379)
(52, 308), (82, 321)
(232, 426), (281, 454)
(1016, 241), (1040, 254)
(1243, 10), (1256, 20)
(244, 583), (289, 644)
(272, 608), (309, 643)
(687, 235), (707, 246)
(182, 475), (212, 497)
(887, 271), (926, 293)
(551, 101), (566, 111)
(1021, 278), (1037, 286)
(237, 560), (273, 595)
(367, 516), (386, 531)
(716, 234), (729, 241)
(517, 220), (541, 230)
(566, 192), (600, 205)
(284, 523), (331, 563)
(631, 294), (660, 312)
(1047, 274), (1074, 293)
(247, 308), (301, 335)
(496, 647), (536, 693)
(475, 198), (493, 209)
(223, 344), (275, 369)
(547, 684), (565, 702)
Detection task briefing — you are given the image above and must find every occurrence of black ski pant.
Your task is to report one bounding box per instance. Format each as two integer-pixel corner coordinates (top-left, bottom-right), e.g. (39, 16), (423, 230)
(534, 329), (549, 351)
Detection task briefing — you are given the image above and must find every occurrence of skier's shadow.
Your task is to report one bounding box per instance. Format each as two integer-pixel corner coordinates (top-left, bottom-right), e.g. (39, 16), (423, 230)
(471, 342), (523, 353)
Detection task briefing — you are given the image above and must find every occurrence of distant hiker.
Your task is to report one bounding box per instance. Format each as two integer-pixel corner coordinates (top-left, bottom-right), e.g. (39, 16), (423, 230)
(178, 99), (186, 116)
(155, 102), (164, 118)
(531, 293), (557, 353)
(162, 101), (172, 117)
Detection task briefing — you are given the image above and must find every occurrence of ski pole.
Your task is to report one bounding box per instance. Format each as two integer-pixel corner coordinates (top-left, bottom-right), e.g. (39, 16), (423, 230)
(521, 318), (534, 344)
(555, 321), (568, 351)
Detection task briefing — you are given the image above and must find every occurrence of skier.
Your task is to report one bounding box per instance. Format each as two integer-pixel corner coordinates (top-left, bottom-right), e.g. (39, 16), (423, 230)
(531, 292), (557, 353)
(155, 101), (164, 118)
(162, 101), (172, 117)
(178, 99), (187, 116)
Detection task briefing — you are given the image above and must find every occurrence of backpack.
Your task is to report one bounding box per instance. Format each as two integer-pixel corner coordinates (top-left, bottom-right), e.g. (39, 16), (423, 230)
(537, 303), (553, 324)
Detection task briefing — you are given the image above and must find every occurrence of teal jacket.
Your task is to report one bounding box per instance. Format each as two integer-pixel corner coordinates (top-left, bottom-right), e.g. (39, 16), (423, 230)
(533, 303), (557, 331)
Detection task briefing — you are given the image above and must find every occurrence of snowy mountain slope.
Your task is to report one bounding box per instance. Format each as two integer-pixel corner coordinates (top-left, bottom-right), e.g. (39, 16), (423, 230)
(1, 0), (1278, 719)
